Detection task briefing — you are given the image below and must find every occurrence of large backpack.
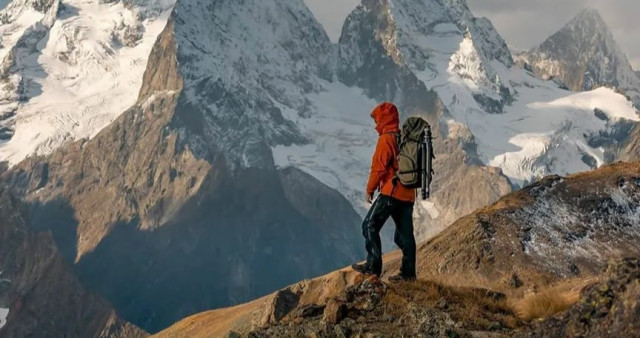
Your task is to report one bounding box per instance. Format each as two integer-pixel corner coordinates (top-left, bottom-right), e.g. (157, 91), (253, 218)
(394, 117), (435, 199)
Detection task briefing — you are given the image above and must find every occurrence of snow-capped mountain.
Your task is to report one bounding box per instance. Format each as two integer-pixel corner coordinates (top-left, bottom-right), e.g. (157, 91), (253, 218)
(3, 0), (364, 333)
(1, 0), (639, 334)
(1, 0), (636, 237)
(0, 0), (174, 164)
(518, 8), (640, 107)
(275, 0), (638, 235)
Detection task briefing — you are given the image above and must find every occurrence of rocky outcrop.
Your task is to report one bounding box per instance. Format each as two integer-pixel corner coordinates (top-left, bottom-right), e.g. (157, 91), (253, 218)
(522, 258), (640, 337)
(518, 8), (640, 107)
(618, 123), (640, 162)
(0, 185), (145, 337)
(402, 162), (640, 290)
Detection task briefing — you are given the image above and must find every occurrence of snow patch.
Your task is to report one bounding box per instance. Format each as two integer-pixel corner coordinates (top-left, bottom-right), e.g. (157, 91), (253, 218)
(273, 80), (378, 215)
(420, 201), (440, 219)
(0, 307), (8, 329)
(513, 182), (640, 271)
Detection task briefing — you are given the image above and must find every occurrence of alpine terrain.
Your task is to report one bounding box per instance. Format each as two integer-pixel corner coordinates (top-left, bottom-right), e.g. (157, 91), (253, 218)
(517, 8), (640, 107)
(2, 0), (364, 333)
(0, 185), (145, 337)
(0, 0), (638, 335)
(157, 161), (640, 337)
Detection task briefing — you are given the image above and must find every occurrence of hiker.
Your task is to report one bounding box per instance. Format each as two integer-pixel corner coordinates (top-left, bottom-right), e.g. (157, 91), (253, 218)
(352, 102), (418, 282)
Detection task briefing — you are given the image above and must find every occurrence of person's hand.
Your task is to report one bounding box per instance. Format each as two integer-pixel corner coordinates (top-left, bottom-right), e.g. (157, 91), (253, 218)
(366, 192), (374, 204)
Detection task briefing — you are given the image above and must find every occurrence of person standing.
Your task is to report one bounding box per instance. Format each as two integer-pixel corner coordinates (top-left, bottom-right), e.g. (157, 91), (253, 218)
(351, 102), (417, 282)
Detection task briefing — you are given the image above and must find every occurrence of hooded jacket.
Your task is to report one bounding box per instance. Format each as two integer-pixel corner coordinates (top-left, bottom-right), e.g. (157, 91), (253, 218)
(366, 102), (415, 203)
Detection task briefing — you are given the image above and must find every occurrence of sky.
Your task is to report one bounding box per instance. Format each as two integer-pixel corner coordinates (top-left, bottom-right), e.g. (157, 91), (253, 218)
(303, 0), (640, 70)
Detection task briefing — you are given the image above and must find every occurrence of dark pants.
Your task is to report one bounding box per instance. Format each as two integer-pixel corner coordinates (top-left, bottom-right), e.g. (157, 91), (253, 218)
(362, 194), (416, 277)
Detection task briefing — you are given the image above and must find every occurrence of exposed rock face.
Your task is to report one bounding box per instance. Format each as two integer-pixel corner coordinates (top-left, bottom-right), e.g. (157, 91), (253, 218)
(618, 123), (640, 161)
(0, 185), (145, 337)
(518, 8), (640, 107)
(522, 258), (640, 337)
(2, 1), (364, 333)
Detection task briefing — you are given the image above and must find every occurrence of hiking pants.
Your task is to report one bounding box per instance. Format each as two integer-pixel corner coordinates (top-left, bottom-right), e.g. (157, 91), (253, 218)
(362, 194), (416, 277)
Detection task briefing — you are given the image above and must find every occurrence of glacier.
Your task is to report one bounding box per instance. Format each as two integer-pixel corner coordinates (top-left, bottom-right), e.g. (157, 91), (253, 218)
(0, 0), (176, 164)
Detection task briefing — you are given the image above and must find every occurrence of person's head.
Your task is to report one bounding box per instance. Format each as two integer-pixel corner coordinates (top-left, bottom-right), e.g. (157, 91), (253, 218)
(370, 102), (399, 134)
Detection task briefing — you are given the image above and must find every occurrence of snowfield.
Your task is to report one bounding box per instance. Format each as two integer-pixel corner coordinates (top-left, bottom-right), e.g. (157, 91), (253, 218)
(0, 0), (176, 164)
(391, 11), (639, 186)
(273, 81), (378, 214)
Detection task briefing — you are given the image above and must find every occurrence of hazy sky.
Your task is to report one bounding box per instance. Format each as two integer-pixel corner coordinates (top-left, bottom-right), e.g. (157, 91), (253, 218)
(303, 0), (640, 70)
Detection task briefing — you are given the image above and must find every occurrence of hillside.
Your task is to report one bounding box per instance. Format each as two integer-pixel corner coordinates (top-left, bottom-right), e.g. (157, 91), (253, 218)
(0, 185), (145, 337)
(156, 161), (640, 337)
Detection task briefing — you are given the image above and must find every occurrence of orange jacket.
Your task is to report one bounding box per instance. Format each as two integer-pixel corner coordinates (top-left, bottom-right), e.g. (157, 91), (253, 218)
(366, 102), (415, 203)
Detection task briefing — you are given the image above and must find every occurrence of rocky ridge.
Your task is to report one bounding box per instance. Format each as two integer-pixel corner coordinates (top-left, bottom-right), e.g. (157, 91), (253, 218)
(0, 184), (145, 337)
(156, 161), (640, 337)
(518, 8), (640, 107)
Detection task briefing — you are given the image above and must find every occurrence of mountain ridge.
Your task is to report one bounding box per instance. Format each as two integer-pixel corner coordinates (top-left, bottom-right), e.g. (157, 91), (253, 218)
(0, 184), (146, 337)
(156, 160), (640, 337)
(517, 7), (640, 107)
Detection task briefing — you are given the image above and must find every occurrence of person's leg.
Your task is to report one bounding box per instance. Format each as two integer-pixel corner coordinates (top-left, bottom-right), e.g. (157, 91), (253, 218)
(360, 195), (393, 276)
(391, 200), (416, 278)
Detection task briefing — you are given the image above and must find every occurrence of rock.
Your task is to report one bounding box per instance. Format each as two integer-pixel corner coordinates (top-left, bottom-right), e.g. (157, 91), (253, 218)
(510, 273), (524, 289)
(296, 304), (325, 318)
(487, 321), (502, 331)
(334, 324), (350, 338)
(268, 289), (300, 324)
(323, 299), (347, 325)
(522, 258), (640, 337)
(436, 297), (449, 309)
(226, 331), (241, 338)
(345, 277), (387, 312)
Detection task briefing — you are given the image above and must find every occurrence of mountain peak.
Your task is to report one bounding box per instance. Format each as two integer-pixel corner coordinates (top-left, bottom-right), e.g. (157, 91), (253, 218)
(567, 7), (609, 34)
(519, 5), (640, 106)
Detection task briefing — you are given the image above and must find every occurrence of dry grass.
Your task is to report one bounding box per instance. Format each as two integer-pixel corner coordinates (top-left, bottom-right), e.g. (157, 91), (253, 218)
(384, 280), (518, 330)
(510, 278), (595, 321)
(512, 289), (578, 320)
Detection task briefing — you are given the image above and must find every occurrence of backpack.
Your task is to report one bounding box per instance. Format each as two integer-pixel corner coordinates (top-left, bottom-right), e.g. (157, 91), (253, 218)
(394, 117), (435, 199)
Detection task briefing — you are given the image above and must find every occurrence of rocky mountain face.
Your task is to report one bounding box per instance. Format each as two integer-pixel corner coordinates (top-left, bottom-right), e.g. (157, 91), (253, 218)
(618, 123), (640, 161)
(0, 185), (145, 337)
(156, 161), (640, 337)
(2, 1), (363, 333)
(282, 0), (638, 237)
(331, 0), (513, 237)
(518, 8), (640, 107)
(0, 0), (175, 163)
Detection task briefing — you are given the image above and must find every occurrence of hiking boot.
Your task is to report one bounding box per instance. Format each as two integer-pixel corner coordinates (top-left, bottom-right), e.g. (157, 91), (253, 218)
(351, 263), (378, 276)
(388, 274), (416, 283)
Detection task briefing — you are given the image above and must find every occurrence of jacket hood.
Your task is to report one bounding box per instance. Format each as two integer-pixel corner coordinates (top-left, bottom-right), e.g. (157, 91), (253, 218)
(371, 102), (400, 135)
